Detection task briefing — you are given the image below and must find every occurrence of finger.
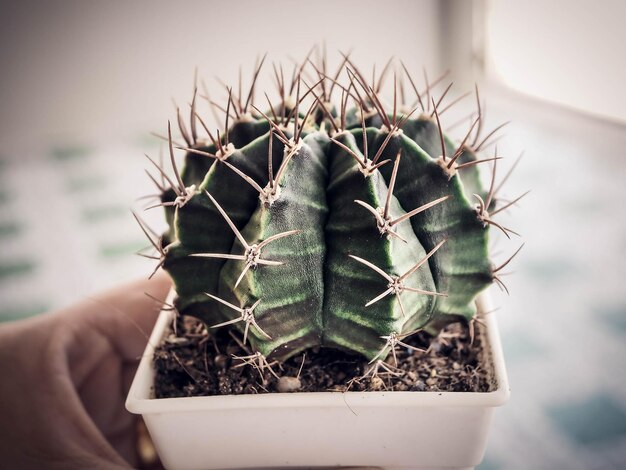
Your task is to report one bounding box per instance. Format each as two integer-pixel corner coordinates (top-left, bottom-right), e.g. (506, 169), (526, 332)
(0, 318), (134, 469)
(70, 271), (172, 362)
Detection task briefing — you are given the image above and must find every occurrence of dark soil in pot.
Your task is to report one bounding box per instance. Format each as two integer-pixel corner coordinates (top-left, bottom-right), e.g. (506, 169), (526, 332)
(153, 314), (496, 397)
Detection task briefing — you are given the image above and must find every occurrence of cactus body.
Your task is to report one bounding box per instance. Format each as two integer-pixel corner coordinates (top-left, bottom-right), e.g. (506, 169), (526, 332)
(142, 54), (521, 363)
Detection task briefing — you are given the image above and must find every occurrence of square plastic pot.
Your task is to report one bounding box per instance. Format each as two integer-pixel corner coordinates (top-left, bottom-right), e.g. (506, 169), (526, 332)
(126, 292), (510, 470)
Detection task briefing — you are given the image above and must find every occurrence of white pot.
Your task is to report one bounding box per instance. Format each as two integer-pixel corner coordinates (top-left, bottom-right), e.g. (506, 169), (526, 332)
(126, 293), (510, 470)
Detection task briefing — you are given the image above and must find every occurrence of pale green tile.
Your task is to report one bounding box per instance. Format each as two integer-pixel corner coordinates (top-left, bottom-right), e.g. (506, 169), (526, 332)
(548, 394), (626, 445)
(80, 205), (126, 224)
(0, 221), (23, 239)
(523, 257), (582, 282)
(50, 145), (92, 162)
(131, 132), (162, 150)
(0, 303), (49, 322)
(99, 240), (146, 259)
(476, 457), (501, 470)
(0, 260), (35, 280)
(598, 305), (626, 333)
(501, 331), (547, 363)
(65, 175), (107, 193)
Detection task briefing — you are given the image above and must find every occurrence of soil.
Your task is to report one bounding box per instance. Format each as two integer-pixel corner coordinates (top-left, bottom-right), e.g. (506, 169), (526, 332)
(153, 316), (496, 398)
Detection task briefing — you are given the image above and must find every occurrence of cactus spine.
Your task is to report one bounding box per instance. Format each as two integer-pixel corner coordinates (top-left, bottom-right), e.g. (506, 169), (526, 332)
(138, 51), (523, 366)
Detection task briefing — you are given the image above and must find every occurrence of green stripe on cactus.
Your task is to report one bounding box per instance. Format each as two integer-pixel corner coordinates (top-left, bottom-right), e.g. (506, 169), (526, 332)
(179, 145), (217, 188)
(400, 116), (487, 201)
(165, 131), (286, 318)
(399, 116), (456, 160)
(218, 131), (329, 358)
(453, 147), (487, 202)
(228, 119), (272, 149)
(322, 132), (437, 359)
(178, 120), (272, 189)
(161, 120), (272, 233)
(367, 130), (491, 327)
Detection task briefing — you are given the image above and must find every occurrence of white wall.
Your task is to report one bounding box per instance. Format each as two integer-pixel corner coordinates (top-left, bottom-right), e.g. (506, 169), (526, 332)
(486, 0), (626, 123)
(0, 0), (442, 150)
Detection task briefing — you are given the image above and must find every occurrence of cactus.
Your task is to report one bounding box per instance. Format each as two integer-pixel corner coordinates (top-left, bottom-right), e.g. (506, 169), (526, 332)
(138, 51), (524, 367)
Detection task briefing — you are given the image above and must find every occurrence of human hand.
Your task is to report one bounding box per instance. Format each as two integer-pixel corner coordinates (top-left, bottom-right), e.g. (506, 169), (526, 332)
(0, 273), (171, 469)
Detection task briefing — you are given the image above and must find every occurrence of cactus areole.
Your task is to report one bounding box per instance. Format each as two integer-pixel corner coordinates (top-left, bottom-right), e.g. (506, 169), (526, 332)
(138, 52), (522, 367)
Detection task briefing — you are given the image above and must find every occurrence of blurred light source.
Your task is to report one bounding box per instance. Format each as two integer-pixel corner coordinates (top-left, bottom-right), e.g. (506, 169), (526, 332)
(485, 0), (626, 123)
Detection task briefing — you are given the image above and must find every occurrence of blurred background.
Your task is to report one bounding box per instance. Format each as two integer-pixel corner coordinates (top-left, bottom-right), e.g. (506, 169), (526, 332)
(1, 0), (625, 468)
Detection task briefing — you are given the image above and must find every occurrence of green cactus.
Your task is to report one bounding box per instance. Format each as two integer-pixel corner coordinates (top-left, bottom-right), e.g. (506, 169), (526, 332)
(138, 52), (523, 366)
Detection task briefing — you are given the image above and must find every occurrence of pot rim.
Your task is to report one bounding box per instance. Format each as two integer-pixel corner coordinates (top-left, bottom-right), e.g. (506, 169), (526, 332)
(126, 291), (510, 415)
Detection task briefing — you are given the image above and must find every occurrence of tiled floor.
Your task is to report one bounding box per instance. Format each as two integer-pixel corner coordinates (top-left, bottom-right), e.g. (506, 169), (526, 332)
(477, 90), (626, 470)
